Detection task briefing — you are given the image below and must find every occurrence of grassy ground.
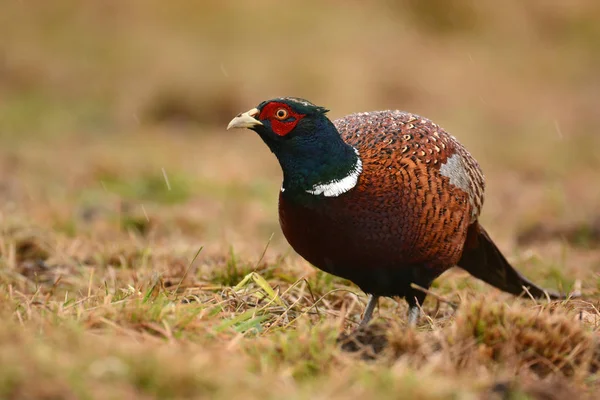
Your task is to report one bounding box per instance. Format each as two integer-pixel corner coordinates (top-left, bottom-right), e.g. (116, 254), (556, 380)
(1, 1), (600, 398)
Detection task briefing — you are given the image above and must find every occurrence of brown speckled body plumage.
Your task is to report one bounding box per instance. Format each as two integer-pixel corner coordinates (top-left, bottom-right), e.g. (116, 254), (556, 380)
(279, 111), (484, 299)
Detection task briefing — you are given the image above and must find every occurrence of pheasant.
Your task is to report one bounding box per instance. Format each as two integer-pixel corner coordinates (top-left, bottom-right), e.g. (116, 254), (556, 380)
(227, 97), (565, 326)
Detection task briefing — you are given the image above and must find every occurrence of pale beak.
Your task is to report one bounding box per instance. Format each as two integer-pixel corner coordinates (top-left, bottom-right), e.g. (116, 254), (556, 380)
(227, 108), (263, 130)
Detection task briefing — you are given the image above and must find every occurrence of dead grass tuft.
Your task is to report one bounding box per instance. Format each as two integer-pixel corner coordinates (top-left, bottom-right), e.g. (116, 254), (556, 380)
(449, 298), (600, 378)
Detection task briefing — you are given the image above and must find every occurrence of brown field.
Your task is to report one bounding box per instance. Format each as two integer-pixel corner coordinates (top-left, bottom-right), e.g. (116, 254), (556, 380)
(1, 1), (600, 398)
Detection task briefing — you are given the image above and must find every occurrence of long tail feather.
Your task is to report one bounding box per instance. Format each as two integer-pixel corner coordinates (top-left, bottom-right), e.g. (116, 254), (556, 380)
(458, 223), (568, 300)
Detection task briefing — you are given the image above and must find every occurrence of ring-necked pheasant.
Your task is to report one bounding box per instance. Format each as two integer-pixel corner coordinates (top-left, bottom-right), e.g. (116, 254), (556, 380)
(227, 97), (566, 326)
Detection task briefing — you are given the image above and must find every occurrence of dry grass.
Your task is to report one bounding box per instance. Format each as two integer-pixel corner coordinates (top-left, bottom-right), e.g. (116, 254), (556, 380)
(1, 1), (600, 398)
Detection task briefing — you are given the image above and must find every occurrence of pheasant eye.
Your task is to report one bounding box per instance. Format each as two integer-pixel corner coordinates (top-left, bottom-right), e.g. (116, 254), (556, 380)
(275, 108), (288, 120)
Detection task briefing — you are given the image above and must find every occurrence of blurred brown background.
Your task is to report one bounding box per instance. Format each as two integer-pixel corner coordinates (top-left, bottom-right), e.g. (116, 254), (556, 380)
(2, 0), (599, 130)
(1, 0), (599, 264)
(1, 3), (600, 397)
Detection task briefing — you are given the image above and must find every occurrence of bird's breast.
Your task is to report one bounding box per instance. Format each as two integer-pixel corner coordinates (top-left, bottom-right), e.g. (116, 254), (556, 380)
(277, 168), (470, 274)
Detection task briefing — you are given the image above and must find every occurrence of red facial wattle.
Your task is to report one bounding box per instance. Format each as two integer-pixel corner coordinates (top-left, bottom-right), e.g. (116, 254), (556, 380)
(258, 102), (306, 136)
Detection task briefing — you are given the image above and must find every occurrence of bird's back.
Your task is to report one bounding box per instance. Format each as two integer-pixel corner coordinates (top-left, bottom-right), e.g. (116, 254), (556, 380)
(334, 110), (485, 223)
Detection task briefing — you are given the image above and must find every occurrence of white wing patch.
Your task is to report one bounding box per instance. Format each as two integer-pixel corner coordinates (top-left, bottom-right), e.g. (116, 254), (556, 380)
(439, 153), (471, 194)
(305, 147), (363, 197)
(440, 152), (483, 222)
